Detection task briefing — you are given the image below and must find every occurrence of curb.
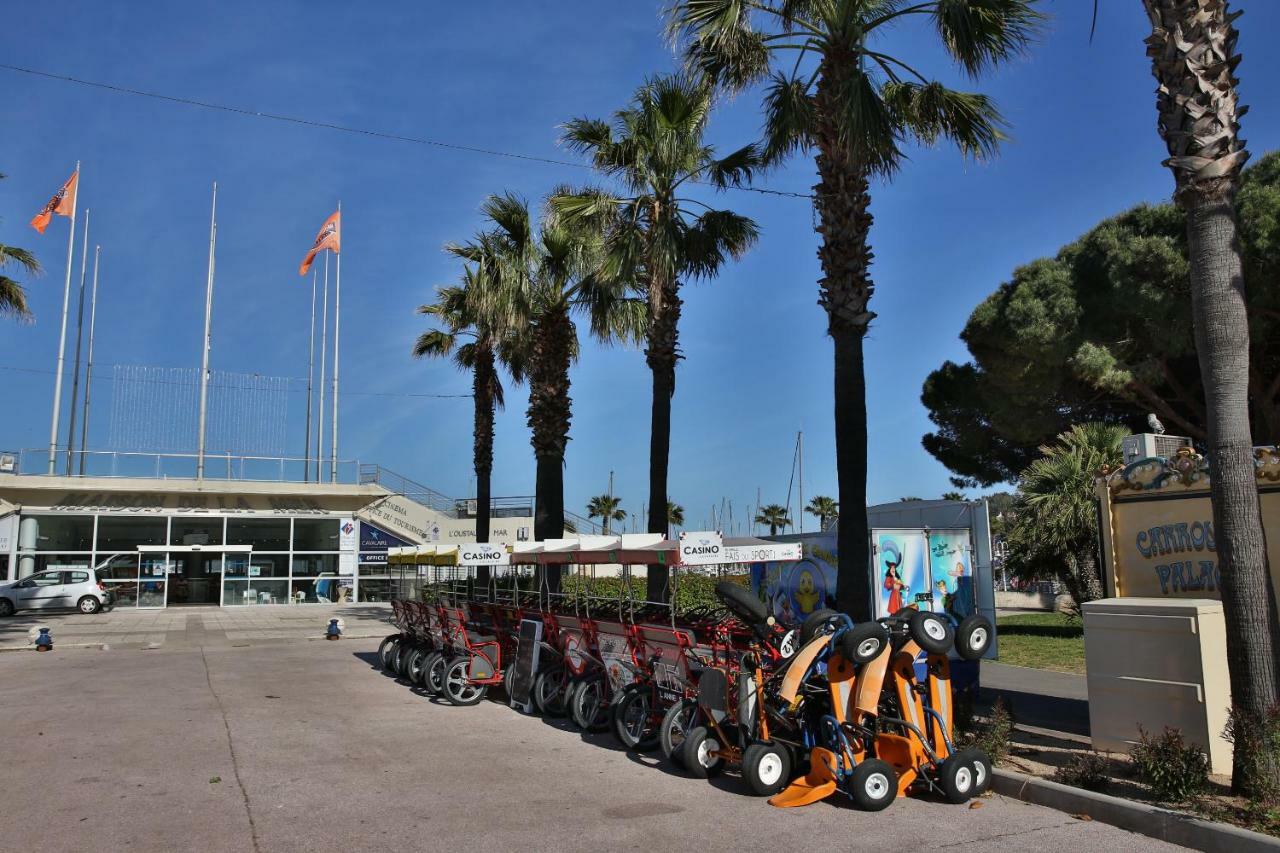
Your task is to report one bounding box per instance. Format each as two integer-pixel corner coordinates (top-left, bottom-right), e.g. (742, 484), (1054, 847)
(992, 768), (1280, 851)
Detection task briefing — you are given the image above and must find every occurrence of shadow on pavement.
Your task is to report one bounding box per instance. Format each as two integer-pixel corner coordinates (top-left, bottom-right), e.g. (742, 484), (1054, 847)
(977, 686), (1090, 736)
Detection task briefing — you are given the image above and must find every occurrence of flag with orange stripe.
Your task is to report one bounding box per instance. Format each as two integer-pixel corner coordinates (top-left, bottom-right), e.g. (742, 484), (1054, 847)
(299, 209), (340, 275)
(30, 170), (78, 234)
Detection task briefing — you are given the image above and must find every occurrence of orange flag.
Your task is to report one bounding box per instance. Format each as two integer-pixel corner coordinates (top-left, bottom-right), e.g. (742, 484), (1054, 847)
(30, 169), (79, 234)
(299, 209), (341, 275)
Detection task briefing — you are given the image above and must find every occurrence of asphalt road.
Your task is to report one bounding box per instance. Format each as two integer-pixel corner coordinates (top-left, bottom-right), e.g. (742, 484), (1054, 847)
(0, 640), (1187, 853)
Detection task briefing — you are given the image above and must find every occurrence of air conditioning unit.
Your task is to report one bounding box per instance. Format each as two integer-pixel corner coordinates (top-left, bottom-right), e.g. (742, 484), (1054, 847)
(1122, 433), (1193, 465)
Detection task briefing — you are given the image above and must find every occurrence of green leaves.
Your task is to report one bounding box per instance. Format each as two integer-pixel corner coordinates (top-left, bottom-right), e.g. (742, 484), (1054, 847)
(933, 0), (1042, 77)
(883, 81), (1006, 161)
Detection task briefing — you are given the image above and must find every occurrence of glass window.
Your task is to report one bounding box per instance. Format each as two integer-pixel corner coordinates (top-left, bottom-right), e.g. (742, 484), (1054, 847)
(170, 518), (224, 546)
(96, 516), (168, 551)
(223, 553), (249, 578)
(248, 554), (289, 579)
(30, 515), (95, 551)
(291, 554), (337, 577)
(31, 554), (91, 575)
(248, 578), (288, 605)
(357, 578), (392, 602)
(140, 554), (170, 580)
(63, 571), (90, 584)
(0, 556), (9, 582)
(291, 575), (349, 604)
(96, 553), (139, 581)
(138, 579), (166, 608)
(227, 518), (290, 550)
(292, 518), (339, 551)
(358, 563), (391, 577)
(223, 578), (249, 605)
(104, 582), (138, 608)
(27, 571), (63, 587)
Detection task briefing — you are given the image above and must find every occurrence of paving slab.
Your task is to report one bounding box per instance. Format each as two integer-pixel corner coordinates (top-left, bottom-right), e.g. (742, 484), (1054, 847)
(0, 639), (1189, 853)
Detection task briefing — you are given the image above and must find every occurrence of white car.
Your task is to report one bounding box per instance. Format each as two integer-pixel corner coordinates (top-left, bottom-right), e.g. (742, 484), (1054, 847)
(0, 569), (113, 616)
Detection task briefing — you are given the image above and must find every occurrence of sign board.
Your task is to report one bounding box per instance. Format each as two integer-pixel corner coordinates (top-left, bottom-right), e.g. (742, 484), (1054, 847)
(358, 522), (412, 564)
(339, 517), (357, 552)
(458, 543), (509, 566)
(722, 542), (802, 564)
(0, 515), (15, 555)
(510, 618), (543, 713)
(678, 531), (724, 566)
(338, 553), (356, 576)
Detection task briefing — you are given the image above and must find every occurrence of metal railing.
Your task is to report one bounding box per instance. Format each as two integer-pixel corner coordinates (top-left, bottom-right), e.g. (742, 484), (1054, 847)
(359, 464), (456, 514)
(5, 448), (362, 484)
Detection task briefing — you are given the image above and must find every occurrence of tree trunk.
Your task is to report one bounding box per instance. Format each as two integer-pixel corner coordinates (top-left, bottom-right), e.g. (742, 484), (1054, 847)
(527, 303), (573, 595)
(1144, 0), (1280, 796)
(646, 278), (682, 604)
(473, 346), (495, 588)
(814, 57), (876, 622)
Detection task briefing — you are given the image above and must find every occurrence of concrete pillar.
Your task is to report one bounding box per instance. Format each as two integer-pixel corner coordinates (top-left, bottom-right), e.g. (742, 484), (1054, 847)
(18, 516), (38, 578)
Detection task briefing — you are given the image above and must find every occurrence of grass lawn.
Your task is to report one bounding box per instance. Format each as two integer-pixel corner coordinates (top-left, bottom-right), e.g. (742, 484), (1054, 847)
(996, 612), (1086, 674)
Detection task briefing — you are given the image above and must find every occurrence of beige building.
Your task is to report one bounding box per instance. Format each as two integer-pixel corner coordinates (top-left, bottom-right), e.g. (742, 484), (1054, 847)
(0, 461), (560, 608)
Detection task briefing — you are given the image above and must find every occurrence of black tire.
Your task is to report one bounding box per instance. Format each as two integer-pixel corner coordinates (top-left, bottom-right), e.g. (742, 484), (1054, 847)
(955, 615), (994, 661)
(908, 610), (954, 655)
(377, 635), (400, 671)
(443, 657), (487, 706)
(533, 665), (568, 717)
(715, 582), (769, 625)
(955, 747), (992, 796)
(659, 697), (697, 767)
(679, 726), (726, 779)
(569, 678), (611, 733)
(77, 596), (102, 615)
(742, 742), (792, 796)
(0, 598), (13, 617)
(612, 684), (659, 751)
(503, 662), (516, 698)
(422, 652), (447, 696)
(393, 641), (414, 679)
(405, 646), (428, 685)
(800, 608), (839, 644)
(837, 621), (891, 664)
(848, 758), (898, 811)
(935, 756), (977, 804)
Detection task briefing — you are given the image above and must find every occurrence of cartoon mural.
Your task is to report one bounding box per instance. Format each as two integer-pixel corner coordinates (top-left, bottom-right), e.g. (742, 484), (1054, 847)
(927, 530), (974, 617)
(876, 530), (928, 618)
(752, 538), (838, 622)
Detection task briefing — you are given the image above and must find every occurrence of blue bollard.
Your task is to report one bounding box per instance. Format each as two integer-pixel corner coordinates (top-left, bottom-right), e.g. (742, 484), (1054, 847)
(35, 627), (53, 652)
(326, 619), (342, 640)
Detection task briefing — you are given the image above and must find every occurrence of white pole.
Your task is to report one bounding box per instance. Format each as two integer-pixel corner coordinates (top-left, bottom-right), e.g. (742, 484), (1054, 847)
(304, 268), (317, 482)
(330, 202), (341, 483)
(196, 182), (218, 480)
(78, 245), (101, 475)
(798, 430), (804, 534)
(317, 252), (329, 483)
(64, 209), (91, 475)
(47, 162), (80, 475)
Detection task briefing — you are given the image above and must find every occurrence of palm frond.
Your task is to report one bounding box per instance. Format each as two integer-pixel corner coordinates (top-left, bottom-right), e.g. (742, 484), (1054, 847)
(0, 244), (42, 276)
(705, 142), (763, 188)
(0, 276), (33, 321)
(883, 81), (1007, 160)
(412, 328), (456, 359)
(683, 209), (760, 278)
(933, 0), (1043, 77)
(761, 72), (817, 165)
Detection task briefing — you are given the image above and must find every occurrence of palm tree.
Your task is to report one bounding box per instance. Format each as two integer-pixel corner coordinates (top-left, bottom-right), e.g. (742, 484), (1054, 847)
(586, 493), (627, 535)
(1141, 0), (1277, 797)
(805, 495), (838, 531)
(754, 504), (792, 537)
(668, 0), (1040, 622)
(665, 501), (686, 537)
(1, 173), (41, 320)
(1004, 423), (1127, 609)
(467, 194), (645, 558)
(414, 263), (524, 546)
(941, 491), (967, 502)
(554, 75), (759, 602)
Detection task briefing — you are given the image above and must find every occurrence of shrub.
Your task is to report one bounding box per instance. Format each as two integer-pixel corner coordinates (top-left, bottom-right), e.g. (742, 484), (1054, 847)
(971, 697), (1015, 765)
(1130, 726), (1209, 803)
(1223, 706), (1280, 805)
(1054, 751), (1112, 793)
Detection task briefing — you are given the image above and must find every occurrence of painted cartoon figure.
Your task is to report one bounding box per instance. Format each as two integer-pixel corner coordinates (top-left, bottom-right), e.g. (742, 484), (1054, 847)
(882, 541), (907, 615)
(795, 568), (821, 614)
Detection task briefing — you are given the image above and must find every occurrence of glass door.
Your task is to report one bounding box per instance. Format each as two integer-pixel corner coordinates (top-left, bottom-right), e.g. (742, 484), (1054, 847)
(221, 551), (252, 606)
(138, 553), (169, 608)
(96, 553), (142, 608)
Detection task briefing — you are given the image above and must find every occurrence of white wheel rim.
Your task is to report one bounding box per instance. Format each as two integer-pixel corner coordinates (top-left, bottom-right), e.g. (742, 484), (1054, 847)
(698, 737), (720, 767)
(757, 752), (784, 786)
(925, 619), (946, 641)
(866, 772), (890, 799)
(956, 766), (973, 792)
(970, 627), (988, 650)
(972, 760), (987, 787)
(857, 638), (881, 659)
(81, 601), (93, 612)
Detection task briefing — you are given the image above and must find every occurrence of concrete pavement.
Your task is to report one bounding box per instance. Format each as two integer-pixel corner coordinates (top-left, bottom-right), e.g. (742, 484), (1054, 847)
(979, 661), (1090, 736)
(0, 638), (1188, 853)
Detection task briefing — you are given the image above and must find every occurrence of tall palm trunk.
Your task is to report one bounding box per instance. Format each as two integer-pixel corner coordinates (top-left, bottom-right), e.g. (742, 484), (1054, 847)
(528, 303), (573, 592)
(816, 57), (876, 622)
(472, 345), (495, 588)
(646, 278), (682, 603)
(1144, 0), (1279, 795)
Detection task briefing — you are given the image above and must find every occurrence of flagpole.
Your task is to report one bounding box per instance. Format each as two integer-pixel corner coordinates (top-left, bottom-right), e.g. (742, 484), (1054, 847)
(196, 182), (218, 480)
(304, 268), (317, 483)
(330, 201), (341, 483)
(47, 162), (80, 475)
(64, 209), (92, 475)
(317, 252), (329, 483)
(78, 246), (101, 475)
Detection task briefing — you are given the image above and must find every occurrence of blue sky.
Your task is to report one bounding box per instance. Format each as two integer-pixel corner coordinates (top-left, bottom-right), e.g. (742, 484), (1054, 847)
(2, 1), (1278, 533)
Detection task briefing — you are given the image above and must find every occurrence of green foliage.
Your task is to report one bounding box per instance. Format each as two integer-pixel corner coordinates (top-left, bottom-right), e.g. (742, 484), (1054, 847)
(941, 491), (967, 502)
(805, 496), (838, 529)
(971, 696), (1015, 765)
(923, 151), (1280, 486)
(1131, 726), (1210, 803)
(1054, 752), (1112, 793)
(1224, 706), (1280, 806)
(0, 171), (42, 321)
(586, 494), (626, 534)
(1003, 423), (1126, 605)
(753, 503), (791, 535)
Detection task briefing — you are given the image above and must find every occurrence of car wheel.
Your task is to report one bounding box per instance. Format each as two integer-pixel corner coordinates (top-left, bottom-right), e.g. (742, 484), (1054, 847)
(0, 598), (14, 617)
(78, 596), (102, 615)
